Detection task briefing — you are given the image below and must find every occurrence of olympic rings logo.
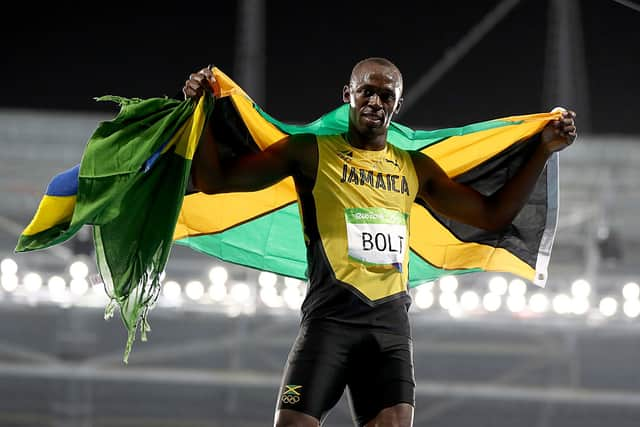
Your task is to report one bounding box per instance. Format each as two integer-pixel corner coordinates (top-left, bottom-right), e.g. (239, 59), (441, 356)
(281, 395), (301, 404)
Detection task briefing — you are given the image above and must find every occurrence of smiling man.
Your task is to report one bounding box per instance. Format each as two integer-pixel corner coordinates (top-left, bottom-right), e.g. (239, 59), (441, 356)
(183, 57), (577, 427)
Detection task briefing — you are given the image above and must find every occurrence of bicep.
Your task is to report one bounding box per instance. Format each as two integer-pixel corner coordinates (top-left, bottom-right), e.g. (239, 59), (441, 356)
(412, 152), (491, 226)
(222, 138), (294, 192)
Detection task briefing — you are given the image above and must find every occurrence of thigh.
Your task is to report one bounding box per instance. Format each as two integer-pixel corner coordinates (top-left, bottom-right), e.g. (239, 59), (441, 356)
(276, 321), (353, 422)
(347, 332), (415, 426)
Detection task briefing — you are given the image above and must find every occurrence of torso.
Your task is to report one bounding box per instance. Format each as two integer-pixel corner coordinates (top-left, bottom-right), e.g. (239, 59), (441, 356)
(292, 133), (419, 335)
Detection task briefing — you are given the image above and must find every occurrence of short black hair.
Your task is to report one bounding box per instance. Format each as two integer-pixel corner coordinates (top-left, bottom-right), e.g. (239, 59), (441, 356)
(350, 57), (403, 88)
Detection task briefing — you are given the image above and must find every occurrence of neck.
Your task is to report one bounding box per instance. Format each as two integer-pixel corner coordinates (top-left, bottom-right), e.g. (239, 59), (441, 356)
(345, 128), (387, 151)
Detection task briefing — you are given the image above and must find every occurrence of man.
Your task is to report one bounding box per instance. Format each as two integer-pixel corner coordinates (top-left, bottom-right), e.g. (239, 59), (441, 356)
(182, 57), (577, 427)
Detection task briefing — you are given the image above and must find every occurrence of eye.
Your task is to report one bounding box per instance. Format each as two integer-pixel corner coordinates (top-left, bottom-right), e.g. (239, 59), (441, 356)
(380, 93), (394, 102)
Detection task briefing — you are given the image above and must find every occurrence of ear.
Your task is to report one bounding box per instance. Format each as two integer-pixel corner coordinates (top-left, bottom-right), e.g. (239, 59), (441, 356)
(342, 84), (350, 103)
(394, 97), (404, 115)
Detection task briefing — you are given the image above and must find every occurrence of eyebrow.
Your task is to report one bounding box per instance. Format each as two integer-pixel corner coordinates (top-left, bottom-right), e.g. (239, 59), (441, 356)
(358, 84), (396, 94)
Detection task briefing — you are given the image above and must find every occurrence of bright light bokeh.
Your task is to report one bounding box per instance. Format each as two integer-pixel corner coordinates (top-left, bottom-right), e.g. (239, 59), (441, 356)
(460, 290), (480, 312)
(23, 272), (43, 293)
(0, 258), (18, 275)
(571, 279), (591, 298)
(483, 293), (501, 312)
(529, 293), (549, 313)
(508, 279), (527, 296)
(209, 266), (228, 285)
(599, 297), (618, 317)
(488, 276), (508, 295)
(230, 282), (251, 304)
(439, 276), (458, 293)
(69, 260), (89, 279)
(185, 281), (205, 301)
(622, 282), (640, 300)
(414, 288), (434, 309)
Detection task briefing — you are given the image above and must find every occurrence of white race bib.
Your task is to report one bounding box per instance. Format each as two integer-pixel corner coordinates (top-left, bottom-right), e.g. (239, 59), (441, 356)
(345, 207), (407, 271)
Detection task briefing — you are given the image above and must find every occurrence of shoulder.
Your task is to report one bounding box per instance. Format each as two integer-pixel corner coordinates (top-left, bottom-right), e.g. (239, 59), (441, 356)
(407, 149), (431, 165)
(267, 133), (316, 155)
(407, 150), (447, 182)
(282, 133), (318, 179)
(284, 133), (318, 159)
(288, 133), (317, 145)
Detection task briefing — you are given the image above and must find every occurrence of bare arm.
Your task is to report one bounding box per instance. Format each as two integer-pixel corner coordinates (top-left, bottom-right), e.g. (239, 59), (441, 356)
(412, 110), (577, 231)
(192, 126), (296, 193)
(184, 66), (316, 194)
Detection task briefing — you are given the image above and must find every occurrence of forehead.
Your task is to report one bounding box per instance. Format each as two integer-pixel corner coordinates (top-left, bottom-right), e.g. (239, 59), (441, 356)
(351, 64), (401, 90)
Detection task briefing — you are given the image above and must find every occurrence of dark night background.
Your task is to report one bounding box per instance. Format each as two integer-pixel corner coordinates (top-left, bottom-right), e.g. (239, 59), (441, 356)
(1, 1), (639, 134)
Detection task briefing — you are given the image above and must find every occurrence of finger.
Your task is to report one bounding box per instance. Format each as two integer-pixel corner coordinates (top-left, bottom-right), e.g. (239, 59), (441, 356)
(194, 71), (216, 87)
(183, 86), (196, 98)
(195, 66), (214, 80)
(185, 79), (201, 90)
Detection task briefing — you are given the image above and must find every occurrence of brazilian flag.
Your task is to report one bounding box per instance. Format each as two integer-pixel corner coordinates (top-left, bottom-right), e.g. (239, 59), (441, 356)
(15, 67), (561, 362)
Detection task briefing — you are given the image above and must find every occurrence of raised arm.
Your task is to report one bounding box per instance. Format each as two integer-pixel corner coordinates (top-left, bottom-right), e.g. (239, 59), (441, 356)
(411, 109), (577, 231)
(183, 67), (315, 194)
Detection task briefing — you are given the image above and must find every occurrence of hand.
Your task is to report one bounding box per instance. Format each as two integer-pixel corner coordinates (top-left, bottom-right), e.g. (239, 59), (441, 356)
(541, 108), (577, 154)
(182, 66), (216, 101)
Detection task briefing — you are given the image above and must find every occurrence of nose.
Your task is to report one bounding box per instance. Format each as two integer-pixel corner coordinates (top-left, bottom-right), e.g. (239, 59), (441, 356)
(368, 93), (382, 108)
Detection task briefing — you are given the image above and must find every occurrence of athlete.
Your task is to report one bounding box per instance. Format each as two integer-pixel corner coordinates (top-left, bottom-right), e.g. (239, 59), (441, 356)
(182, 57), (577, 427)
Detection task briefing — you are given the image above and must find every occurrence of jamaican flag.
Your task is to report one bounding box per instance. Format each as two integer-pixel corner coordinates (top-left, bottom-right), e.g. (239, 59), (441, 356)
(15, 67), (560, 362)
(176, 68), (559, 288)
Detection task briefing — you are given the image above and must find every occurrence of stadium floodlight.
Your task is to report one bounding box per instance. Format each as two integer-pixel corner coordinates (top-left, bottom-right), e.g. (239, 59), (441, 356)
(162, 280), (182, 302)
(1, 274), (18, 293)
(508, 279), (527, 296)
(571, 297), (590, 315)
(529, 293), (549, 313)
(69, 278), (89, 296)
(552, 294), (572, 315)
(488, 276), (508, 295)
(260, 285), (283, 308)
(460, 290), (480, 312)
(23, 272), (43, 293)
(47, 276), (67, 302)
(230, 282), (251, 304)
(414, 288), (434, 309)
(439, 275), (458, 293)
(506, 295), (526, 313)
(0, 258), (18, 275)
(185, 281), (205, 301)
(438, 291), (457, 310)
(284, 277), (302, 287)
(571, 279), (591, 299)
(599, 297), (618, 317)
(622, 282), (640, 300)
(208, 282), (227, 302)
(209, 266), (228, 286)
(448, 304), (463, 319)
(258, 271), (278, 288)
(483, 293), (501, 312)
(69, 260), (89, 279)
(623, 300), (640, 318)
(283, 285), (303, 310)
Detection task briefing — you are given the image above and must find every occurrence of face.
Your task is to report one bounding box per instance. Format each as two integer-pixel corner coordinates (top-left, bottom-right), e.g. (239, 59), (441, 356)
(343, 63), (403, 136)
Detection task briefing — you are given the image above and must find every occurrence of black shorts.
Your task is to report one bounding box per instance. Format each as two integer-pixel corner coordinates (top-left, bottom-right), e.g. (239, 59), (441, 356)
(276, 319), (415, 426)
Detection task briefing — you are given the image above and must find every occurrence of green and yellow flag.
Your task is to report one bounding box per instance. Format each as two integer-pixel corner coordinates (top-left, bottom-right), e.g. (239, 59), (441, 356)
(16, 67), (561, 362)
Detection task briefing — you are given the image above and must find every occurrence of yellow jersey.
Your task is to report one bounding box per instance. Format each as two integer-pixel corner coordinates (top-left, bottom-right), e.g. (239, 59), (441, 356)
(298, 134), (419, 332)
